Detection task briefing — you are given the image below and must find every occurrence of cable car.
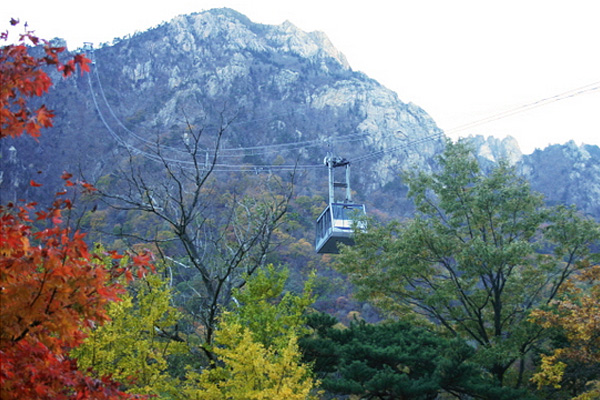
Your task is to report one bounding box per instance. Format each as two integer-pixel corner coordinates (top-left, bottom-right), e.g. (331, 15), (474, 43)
(315, 154), (366, 254)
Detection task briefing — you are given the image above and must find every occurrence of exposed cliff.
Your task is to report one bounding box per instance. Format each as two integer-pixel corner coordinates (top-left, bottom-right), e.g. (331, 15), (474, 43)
(1, 8), (443, 216)
(463, 136), (600, 219)
(1, 8), (598, 221)
(520, 142), (600, 218)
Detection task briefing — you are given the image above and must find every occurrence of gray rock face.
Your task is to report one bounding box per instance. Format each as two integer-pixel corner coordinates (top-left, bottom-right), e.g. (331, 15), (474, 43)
(1, 8), (598, 220)
(27, 9), (442, 196)
(464, 136), (600, 218)
(466, 135), (523, 165)
(520, 142), (600, 218)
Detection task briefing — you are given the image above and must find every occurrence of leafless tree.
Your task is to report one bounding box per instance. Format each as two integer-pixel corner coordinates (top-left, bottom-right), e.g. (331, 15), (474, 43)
(98, 116), (294, 359)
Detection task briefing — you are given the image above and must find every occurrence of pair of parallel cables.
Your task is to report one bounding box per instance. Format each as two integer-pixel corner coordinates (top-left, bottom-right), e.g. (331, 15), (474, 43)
(87, 47), (599, 171)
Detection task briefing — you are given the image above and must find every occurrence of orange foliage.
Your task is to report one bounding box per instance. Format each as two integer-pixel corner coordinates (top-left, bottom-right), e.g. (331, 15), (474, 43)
(0, 18), (90, 139)
(531, 266), (600, 366)
(0, 195), (153, 399)
(0, 19), (149, 399)
(530, 265), (600, 398)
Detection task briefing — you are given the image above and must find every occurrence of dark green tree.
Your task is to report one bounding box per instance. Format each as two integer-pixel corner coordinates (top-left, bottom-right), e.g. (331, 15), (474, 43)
(300, 313), (530, 399)
(336, 140), (600, 388)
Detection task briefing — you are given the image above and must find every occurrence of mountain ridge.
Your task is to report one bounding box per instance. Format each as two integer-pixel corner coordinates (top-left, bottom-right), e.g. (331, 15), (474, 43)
(1, 8), (599, 221)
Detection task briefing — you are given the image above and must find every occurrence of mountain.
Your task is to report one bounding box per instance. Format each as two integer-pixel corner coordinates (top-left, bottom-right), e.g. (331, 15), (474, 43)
(1, 8), (599, 222)
(1, 8), (443, 216)
(521, 142), (600, 218)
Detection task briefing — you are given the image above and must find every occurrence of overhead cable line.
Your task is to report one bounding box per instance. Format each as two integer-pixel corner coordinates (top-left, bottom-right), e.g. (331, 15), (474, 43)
(350, 131), (445, 164)
(86, 45), (599, 173)
(90, 57), (374, 158)
(445, 81), (600, 135)
(87, 47), (442, 168)
(88, 67), (327, 171)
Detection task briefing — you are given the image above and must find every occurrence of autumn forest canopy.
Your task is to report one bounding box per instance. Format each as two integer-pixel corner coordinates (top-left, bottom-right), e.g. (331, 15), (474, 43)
(1, 18), (599, 400)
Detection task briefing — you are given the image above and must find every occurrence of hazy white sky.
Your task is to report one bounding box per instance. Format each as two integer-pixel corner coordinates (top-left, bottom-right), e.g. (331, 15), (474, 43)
(3, 0), (599, 154)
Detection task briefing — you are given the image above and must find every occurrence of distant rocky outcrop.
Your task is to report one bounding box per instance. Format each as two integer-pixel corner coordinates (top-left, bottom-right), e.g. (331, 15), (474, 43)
(520, 142), (600, 218)
(466, 135), (523, 166)
(464, 136), (600, 218)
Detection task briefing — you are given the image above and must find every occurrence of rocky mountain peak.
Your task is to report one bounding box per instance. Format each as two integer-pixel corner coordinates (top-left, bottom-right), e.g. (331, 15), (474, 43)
(520, 142), (600, 217)
(466, 135), (523, 165)
(561, 140), (593, 161)
(165, 9), (350, 69)
(306, 30), (350, 69)
(268, 20), (350, 69)
(2, 8), (598, 222)
(168, 9), (264, 52)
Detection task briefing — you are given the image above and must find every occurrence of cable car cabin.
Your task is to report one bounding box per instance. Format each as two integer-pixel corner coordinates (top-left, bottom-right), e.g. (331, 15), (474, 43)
(315, 202), (366, 254)
(315, 154), (366, 253)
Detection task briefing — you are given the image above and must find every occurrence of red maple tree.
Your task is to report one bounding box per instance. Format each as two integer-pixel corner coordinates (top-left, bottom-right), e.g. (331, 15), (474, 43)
(0, 19), (152, 399)
(0, 18), (90, 139)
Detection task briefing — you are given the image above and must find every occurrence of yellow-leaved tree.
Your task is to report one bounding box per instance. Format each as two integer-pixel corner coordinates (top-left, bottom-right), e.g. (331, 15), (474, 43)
(182, 265), (319, 399)
(72, 254), (187, 398)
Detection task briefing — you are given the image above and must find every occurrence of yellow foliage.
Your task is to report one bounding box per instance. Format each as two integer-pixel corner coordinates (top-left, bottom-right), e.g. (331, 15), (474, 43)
(346, 310), (362, 322)
(531, 355), (566, 389)
(183, 320), (318, 399)
(571, 381), (600, 400)
(182, 267), (318, 399)
(73, 273), (186, 397)
(289, 238), (314, 256)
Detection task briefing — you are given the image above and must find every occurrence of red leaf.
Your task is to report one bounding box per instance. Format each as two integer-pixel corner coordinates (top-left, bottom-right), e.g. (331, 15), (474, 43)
(25, 121), (41, 138)
(108, 250), (125, 260)
(132, 253), (151, 267)
(81, 181), (97, 192)
(59, 60), (76, 77)
(30, 179), (43, 187)
(74, 53), (92, 74)
(36, 105), (54, 128)
(43, 56), (58, 65)
(61, 172), (73, 180)
(125, 269), (134, 281)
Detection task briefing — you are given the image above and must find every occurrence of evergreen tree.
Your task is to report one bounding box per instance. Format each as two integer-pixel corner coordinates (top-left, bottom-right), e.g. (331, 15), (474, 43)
(301, 313), (530, 399)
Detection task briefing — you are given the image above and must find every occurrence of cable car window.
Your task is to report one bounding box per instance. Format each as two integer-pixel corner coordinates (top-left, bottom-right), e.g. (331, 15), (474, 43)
(316, 207), (332, 242)
(332, 203), (364, 221)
